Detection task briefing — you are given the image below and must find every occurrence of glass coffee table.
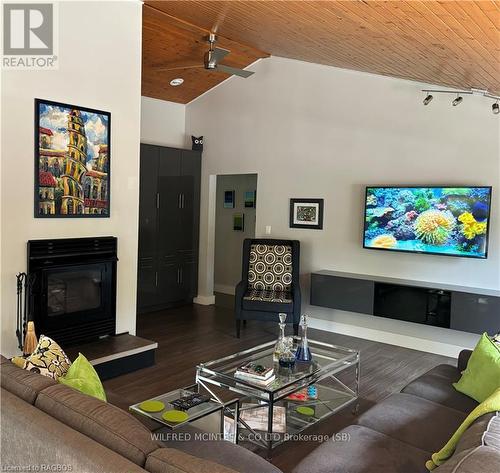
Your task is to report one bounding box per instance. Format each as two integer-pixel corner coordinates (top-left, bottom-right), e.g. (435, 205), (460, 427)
(196, 338), (360, 457)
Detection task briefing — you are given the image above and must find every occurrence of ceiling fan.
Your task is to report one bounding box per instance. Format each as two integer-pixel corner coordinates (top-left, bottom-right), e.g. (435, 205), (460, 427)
(155, 33), (254, 78)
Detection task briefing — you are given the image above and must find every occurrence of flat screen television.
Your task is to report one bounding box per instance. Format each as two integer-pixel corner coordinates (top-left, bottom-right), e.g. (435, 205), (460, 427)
(363, 186), (492, 259)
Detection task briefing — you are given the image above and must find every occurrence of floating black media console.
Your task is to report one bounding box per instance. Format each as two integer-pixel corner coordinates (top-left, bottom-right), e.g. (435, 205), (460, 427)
(310, 270), (500, 335)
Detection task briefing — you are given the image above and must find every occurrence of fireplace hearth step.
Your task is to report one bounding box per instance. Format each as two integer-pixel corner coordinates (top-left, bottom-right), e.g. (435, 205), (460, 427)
(65, 333), (158, 380)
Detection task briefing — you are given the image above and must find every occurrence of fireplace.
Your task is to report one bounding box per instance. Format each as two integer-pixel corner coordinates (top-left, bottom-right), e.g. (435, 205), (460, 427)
(28, 237), (117, 346)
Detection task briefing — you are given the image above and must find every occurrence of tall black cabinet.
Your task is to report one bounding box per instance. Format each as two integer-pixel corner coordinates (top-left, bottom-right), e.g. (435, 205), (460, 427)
(137, 144), (201, 313)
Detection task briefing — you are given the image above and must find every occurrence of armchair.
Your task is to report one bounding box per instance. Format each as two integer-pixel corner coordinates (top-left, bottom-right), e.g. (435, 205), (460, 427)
(234, 238), (301, 338)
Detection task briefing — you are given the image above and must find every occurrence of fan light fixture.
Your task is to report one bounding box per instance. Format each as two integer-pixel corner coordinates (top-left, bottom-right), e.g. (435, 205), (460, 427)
(421, 88), (499, 114)
(170, 78), (184, 87)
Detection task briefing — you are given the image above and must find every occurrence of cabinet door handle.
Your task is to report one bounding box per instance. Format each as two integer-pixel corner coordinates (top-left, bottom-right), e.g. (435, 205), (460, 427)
(155, 271), (158, 287)
(177, 268), (180, 284)
(156, 193), (160, 209)
(178, 194), (182, 209)
(181, 193), (185, 209)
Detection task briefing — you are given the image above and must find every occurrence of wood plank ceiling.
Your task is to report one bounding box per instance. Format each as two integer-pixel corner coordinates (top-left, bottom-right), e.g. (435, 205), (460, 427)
(143, 1), (500, 104)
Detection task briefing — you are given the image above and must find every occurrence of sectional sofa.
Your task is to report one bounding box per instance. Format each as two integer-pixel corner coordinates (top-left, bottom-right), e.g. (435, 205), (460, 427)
(1, 351), (499, 473)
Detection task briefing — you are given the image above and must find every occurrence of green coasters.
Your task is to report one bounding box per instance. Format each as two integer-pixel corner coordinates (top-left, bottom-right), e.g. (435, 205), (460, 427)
(296, 406), (315, 416)
(139, 400), (165, 413)
(162, 410), (189, 423)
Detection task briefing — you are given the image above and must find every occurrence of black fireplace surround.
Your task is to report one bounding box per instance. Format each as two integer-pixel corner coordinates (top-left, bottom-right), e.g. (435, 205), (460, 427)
(28, 237), (117, 347)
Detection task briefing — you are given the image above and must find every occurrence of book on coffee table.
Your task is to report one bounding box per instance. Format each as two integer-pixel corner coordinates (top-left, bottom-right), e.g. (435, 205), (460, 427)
(234, 373), (276, 387)
(234, 362), (274, 380)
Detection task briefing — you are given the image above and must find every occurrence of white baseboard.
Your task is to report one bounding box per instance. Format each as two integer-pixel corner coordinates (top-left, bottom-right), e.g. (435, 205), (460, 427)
(308, 315), (476, 358)
(214, 284), (236, 295)
(193, 294), (216, 305)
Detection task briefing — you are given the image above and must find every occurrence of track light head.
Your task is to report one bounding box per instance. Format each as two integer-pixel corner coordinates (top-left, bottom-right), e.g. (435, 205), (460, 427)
(423, 94), (433, 105)
(452, 96), (463, 106)
(493, 102), (499, 115)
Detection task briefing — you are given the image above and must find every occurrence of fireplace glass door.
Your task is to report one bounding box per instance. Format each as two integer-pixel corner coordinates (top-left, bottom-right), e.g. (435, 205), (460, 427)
(47, 267), (102, 316)
(39, 261), (114, 337)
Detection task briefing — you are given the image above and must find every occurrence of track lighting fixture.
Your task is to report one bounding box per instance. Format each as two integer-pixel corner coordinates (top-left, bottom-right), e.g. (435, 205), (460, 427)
(421, 88), (499, 114)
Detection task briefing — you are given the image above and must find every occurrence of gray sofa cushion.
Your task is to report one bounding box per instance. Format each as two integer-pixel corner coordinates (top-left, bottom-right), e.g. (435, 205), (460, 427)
(1, 388), (146, 473)
(454, 413), (497, 453)
(292, 425), (429, 473)
(146, 447), (239, 473)
(158, 426), (282, 473)
(356, 393), (467, 453)
(36, 384), (159, 466)
(401, 365), (477, 413)
(0, 355), (56, 404)
(433, 446), (500, 473)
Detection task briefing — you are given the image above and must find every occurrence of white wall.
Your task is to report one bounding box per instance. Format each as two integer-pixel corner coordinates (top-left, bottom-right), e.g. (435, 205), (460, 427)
(215, 174), (257, 294)
(141, 96), (186, 148)
(186, 56), (500, 357)
(0, 1), (143, 357)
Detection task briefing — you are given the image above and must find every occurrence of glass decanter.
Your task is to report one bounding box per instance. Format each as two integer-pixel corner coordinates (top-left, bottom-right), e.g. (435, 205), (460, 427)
(295, 314), (312, 362)
(273, 313), (289, 362)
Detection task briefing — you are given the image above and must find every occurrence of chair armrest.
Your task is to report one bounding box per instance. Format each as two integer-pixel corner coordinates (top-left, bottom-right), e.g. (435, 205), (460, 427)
(458, 350), (473, 372)
(234, 280), (247, 319)
(235, 280), (246, 299)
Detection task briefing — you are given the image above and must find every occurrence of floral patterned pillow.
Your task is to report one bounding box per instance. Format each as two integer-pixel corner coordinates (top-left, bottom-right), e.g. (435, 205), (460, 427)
(14, 335), (71, 380)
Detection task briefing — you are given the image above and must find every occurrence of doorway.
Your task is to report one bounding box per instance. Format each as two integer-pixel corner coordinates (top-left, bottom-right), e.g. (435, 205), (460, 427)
(214, 174), (257, 305)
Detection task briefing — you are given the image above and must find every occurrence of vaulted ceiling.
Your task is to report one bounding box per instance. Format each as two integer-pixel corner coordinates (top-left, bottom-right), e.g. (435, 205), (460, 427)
(142, 1), (500, 104)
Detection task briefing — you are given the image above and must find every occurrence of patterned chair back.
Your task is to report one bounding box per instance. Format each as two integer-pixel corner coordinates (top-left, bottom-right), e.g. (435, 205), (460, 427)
(247, 244), (293, 292)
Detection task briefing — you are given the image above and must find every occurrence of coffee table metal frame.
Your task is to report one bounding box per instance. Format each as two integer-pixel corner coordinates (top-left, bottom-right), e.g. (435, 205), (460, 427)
(195, 338), (360, 457)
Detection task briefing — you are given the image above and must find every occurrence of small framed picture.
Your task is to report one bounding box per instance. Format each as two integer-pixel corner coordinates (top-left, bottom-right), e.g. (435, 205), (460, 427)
(233, 213), (245, 231)
(244, 191), (256, 208)
(224, 190), (235, 208)
(289, 198), (324, 230)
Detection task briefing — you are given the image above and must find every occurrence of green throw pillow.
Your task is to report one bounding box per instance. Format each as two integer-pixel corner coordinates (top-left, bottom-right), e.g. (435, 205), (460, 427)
(58, 353), (107, 402)
(453, 333), (500, 403)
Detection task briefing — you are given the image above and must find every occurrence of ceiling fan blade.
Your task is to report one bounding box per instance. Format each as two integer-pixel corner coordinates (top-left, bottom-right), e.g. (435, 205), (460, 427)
(212, 47), (230, 63)
(216, 64), (254, 78)
(155, 64), (203, 72)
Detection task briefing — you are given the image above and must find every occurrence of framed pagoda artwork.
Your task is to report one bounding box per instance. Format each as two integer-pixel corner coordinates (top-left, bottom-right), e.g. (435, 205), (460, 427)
(34, 98), (111, 218)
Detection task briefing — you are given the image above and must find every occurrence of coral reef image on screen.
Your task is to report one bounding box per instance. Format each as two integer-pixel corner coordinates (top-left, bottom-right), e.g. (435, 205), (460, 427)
(363, 187), (491, 258)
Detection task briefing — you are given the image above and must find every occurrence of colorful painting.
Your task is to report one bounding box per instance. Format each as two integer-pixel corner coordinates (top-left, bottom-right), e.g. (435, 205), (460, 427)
(224, 190), (235, 209)
(244, 191), (256, 208)
(233, 213), (245, 231)
(35, 99), (111, 217)
(290, 199), (324, 229)
(363, 187), (492, 258)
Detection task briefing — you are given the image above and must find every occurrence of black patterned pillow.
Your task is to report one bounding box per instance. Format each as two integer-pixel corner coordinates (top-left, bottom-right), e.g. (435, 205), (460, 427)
(12, 335), (71, 380)
(247, 244), (293, 291)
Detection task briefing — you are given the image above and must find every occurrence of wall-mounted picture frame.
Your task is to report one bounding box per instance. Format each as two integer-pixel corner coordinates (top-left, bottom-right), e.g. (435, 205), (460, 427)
(244, 190), (256, 208)
(224, 190), (235, 208)
(35, 98), (111, 218)
(233, 213), (245, 231)
(289, 198), (324, 230)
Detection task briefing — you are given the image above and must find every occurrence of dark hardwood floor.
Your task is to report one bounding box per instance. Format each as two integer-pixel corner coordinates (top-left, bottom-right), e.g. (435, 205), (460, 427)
(104, 302), (455, 472)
